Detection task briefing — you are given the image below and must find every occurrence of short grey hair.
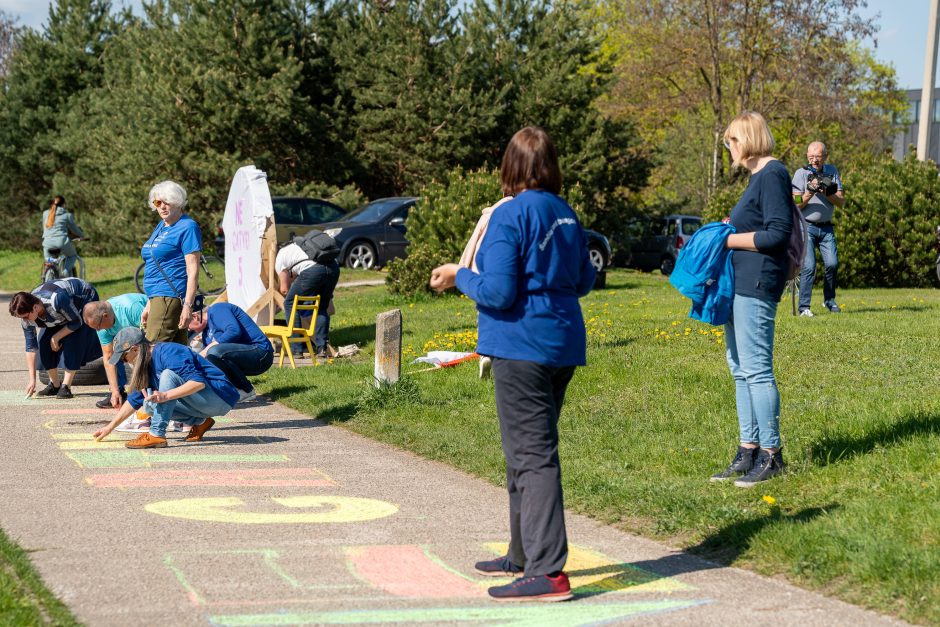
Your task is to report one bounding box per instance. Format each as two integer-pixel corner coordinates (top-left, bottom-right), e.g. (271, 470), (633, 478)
(82, 301), (113, 328)
(149, 180), (188, 211)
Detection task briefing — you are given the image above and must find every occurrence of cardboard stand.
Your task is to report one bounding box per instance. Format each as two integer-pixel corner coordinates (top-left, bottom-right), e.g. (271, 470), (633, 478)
(245, 219), (283, 326)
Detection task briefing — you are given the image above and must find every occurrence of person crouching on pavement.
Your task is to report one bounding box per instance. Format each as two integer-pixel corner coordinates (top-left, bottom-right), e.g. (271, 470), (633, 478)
(82, 293), (148, 409)
(186, 301), (274, 402)
(93, 327), (238, 448)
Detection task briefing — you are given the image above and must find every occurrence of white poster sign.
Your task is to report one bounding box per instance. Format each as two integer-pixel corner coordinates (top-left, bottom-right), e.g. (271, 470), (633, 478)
(221, 165), (274, 315)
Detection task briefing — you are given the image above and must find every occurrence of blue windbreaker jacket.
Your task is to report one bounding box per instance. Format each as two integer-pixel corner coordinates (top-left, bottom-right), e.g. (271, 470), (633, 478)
(668, 222), (735, 325)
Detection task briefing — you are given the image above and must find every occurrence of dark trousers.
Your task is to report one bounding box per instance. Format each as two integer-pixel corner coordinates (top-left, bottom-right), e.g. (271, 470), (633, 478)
(205, 343), (274, 392)
(493, 357), (576, 578)
(38, 324), (103, 371)
(284, 262), (340, 351)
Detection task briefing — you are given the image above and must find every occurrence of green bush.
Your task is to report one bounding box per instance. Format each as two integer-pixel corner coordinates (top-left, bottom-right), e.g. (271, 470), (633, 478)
(840, 154), (940, 287)
(386, 168), (503, 295)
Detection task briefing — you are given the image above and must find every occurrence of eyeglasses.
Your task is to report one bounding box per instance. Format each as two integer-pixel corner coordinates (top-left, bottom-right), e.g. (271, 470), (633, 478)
(722, 137), (737, 150)
(151, 198), (169, 211)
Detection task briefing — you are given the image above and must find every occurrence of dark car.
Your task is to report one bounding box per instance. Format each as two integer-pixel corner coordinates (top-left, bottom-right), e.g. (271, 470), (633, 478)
(214, 196), (347, 255)
(584, 228), (612, 273)
(318, 197), (418, 269)
(623, 214), (702, 275)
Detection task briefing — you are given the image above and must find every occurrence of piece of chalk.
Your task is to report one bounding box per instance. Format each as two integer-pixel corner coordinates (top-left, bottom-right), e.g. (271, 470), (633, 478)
(24, 394), (32, 400)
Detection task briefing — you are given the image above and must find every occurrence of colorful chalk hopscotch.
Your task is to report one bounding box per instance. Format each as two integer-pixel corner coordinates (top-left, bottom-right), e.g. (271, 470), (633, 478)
(41, 414), (710, 625)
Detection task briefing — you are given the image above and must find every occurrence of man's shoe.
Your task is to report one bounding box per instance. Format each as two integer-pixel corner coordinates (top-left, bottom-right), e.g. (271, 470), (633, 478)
(125, 433), (167, 449)
(475, 555), (524, 577)
(734, 449), (785, 487)
(238, 388), (257, 403)
(488, 572), (573, 602)
(184, 417), (215, 442)
(115, 416), (151, 433)
(55, 384), (73, 399)
(315, 347), (328, 359)
(709, 446), (759, 482)
(799, 309), (814, 318)
(95, 394), (112, 409)
(826, 301), (841, 313)
(35, 383), (60, 397)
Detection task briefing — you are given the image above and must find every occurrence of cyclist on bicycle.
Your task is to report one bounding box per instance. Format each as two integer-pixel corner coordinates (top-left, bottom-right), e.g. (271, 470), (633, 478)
(42, 195), (86, 277)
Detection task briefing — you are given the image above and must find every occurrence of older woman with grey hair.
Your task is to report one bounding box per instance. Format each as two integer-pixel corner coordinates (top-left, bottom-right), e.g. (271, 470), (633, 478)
(139, 181), (202, 345)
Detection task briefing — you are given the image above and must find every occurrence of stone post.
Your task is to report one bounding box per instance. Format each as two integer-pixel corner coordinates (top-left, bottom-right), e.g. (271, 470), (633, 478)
(374, 309), (402, 385)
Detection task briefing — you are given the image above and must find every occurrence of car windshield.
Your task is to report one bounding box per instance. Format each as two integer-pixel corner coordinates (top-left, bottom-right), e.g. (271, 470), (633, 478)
(344, 199), (408, 224)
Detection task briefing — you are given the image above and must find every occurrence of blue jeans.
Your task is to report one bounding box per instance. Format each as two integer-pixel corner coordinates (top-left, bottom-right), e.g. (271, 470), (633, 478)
(284, 261), (340, 352)
(205, 343), (274, 392)
(724, 295), (781, 449)
(799, 224), (838, 310)
(143, 369), (233, 438)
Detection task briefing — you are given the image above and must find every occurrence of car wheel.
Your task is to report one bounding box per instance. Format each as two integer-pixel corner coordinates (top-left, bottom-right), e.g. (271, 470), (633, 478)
(588, 244), (607, 273)
(660, 256), (676, 276)
(346, 241), (377, 269)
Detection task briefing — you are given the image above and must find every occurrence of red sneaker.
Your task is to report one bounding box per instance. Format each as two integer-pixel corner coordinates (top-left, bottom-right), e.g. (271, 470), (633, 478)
(488, 572), (573, 602)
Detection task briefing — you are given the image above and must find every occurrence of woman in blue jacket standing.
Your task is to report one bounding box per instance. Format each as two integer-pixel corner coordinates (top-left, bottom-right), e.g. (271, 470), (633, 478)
(712, 112), (794, 487)
(430, 127), (595, 602)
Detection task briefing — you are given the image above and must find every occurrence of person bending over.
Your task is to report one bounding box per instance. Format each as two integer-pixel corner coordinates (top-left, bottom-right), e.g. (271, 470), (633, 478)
(187, 301), (274, 402)
(83, 293), (148, 409)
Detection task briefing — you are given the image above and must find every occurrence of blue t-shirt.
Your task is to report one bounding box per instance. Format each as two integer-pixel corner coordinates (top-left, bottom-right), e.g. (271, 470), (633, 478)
(126, 342), (238, 409)
(141, 215), (202, 297)
(729, 160), (794, 302)
(455, 190), (595, 367)
(204, 302), (272, 351)
(97, 293), (148, 346)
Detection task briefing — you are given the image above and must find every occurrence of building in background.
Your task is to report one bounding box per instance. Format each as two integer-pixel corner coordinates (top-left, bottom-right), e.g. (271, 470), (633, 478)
(893, 89), (940, 162)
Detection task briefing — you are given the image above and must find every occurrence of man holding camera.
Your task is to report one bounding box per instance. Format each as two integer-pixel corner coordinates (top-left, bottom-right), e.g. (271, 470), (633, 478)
(792, 141), (844, 316)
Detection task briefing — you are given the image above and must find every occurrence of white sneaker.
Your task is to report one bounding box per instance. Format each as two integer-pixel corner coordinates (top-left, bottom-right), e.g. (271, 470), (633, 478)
(169, 421), (185, 432)
(237, 388), (257, 403)
(115, 417), (151, 433)
(799, 309), (814, 318)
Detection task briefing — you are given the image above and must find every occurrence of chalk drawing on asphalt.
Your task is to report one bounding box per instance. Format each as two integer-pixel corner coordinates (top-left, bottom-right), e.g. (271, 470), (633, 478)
(86, 467), (336, 488)
(145, 495), (399, 524)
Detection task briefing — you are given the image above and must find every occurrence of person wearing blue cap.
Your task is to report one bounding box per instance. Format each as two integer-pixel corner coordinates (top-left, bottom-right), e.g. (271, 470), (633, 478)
(92, 326), (238, 448)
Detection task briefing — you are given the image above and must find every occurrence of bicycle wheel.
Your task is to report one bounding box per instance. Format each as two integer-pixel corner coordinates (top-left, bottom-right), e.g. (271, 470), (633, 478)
(43, 268), (57, 284)
(199, 255), (226, 296)
(134, 262), (147, 293)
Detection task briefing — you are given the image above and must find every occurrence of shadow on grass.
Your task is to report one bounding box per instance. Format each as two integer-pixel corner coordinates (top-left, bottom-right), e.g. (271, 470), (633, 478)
(808, 413), (940, 466)
(840, 304), (928, 314)
(686, 504), (839, 564)
(332, 323), (375, 348)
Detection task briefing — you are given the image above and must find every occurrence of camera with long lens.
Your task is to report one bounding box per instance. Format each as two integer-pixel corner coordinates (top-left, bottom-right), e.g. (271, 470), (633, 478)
(807, 171), (837, 196)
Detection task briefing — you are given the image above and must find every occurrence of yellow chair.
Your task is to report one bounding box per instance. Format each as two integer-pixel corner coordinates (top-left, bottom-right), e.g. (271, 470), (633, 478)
(259, 295), (320, 368)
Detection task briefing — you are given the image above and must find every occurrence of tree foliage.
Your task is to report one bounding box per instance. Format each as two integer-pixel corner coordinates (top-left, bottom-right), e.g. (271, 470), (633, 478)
(597, 0), (907, 212)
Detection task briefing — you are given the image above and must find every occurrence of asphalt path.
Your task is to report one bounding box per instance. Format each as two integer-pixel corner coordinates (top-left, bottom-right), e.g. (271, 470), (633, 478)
(0, 295), (905, 626)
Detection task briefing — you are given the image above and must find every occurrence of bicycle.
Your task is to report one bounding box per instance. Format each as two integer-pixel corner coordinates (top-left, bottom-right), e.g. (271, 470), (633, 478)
(134, 253), (226, 296)
(40, 239), (87, 283)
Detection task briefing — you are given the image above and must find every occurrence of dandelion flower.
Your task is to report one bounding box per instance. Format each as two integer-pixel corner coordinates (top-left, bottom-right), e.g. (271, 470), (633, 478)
(762, 495), (777, 506)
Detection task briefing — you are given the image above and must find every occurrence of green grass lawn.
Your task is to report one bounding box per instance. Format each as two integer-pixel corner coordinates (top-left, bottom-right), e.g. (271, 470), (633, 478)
(252, 269), (938, 625)
(0, 256), (936, 623)
(0, 527), (79, 626)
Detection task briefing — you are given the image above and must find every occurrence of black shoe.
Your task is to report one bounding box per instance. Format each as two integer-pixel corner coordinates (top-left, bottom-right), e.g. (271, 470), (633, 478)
(315, 347), (328, 359)
(475, 555), (525, 577)
(56, 384), (73, 399)
(710, 446), (759, 482)
(95, 389), (127, 409)
(734, 449), (785, 487)
(35, 383), (60, 397)
(825, 301), (841, 313)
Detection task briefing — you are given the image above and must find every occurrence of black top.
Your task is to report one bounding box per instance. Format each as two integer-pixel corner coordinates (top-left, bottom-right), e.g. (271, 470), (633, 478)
(729, 160), (794, 302)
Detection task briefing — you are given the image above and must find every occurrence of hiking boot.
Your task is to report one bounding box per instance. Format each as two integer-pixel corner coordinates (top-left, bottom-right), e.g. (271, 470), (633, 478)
(488, 572), (573, 602)
(734, 449), (785, 487)
(475, 555), (524, 577)
(125, 432), (167, 449)
(825, 301), (841, 313)
(710, 446), (759, 482)
(35, 383), (60, 397)
(799, 309), (814, 318)
(55, 384), (73, 399)
(184, 417), (215, 442)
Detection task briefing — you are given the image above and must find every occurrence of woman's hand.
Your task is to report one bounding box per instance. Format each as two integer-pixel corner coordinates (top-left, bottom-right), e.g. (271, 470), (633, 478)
(50, 335), (62, 352)
(177, 303), (192, 329)
(144, 389), (169, 404)
(430, 264), (460, 292)
(92, 424), (114, 441)
(141, 301), (150, 326)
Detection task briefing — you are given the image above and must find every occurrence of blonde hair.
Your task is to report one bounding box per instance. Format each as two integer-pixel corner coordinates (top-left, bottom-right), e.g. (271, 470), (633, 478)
(45, 195), (65, 229)
(723, 112), (775, 167)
